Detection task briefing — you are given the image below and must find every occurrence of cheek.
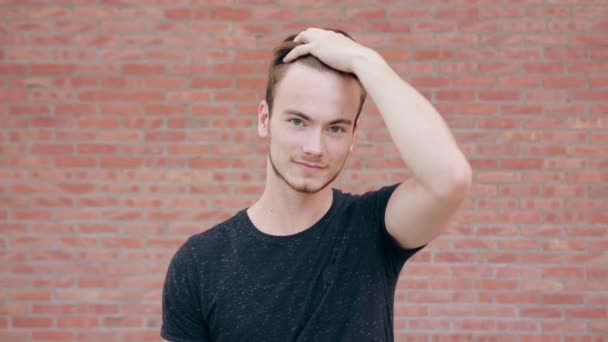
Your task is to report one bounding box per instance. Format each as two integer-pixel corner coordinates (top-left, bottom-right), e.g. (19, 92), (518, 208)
(327, 138), (352, 158)
(270, 129), (299, 153)
(284, 129), (310, 147)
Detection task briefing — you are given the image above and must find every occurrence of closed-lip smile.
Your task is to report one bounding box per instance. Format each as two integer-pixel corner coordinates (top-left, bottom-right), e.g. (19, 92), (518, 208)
(294, 161), (325, 169)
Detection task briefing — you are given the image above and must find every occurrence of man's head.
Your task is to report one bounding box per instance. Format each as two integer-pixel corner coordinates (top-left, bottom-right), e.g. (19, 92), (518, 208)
(264, 29), (367, 121)
(257, 28), (366, 194)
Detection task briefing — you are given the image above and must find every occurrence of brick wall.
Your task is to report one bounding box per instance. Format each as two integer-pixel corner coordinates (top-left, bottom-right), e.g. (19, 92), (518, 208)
(1, 1), (607, 341)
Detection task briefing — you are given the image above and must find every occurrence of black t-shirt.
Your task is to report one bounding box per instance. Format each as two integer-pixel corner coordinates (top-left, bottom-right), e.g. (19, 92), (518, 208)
(161, 183), (425, 342)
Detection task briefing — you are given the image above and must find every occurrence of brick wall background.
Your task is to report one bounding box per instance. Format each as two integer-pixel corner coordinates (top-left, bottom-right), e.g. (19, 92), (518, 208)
(1, 0), (607, 341)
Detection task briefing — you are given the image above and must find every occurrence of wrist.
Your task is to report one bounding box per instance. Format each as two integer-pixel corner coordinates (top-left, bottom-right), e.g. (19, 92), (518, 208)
(352, 47), (386, 76)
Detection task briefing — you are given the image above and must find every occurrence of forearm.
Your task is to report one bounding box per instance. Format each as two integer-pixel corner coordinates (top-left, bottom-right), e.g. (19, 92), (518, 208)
(353, 49), (471, 198)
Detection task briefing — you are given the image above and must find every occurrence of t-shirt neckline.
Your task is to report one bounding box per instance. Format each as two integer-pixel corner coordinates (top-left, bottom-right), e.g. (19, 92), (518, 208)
(240, 188), (343, 243)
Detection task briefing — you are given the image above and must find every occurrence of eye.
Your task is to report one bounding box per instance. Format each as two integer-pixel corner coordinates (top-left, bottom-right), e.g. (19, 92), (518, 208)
(329, 126), (344, 133)
(289, 118), (303, 126)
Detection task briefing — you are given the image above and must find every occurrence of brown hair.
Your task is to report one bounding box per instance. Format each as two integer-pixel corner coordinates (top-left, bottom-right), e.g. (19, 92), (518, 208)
(264, 28), (367, 123)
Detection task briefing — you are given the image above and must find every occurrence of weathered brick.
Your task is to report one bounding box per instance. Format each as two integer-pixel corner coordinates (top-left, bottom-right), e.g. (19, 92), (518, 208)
(3, 2), (606, 341)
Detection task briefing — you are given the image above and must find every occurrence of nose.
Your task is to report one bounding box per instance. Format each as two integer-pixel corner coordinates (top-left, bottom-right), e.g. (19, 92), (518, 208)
(302, 129), (324, 156)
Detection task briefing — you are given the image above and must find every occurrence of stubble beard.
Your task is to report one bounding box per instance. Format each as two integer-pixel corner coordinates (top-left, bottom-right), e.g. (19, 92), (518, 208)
(267, 137), (347, 195)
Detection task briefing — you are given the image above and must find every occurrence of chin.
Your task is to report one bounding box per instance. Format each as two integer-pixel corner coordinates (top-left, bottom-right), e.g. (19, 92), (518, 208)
(269, 153), (340, 195)
(291, 182), (326, 194)
(288, 172), (340, 194)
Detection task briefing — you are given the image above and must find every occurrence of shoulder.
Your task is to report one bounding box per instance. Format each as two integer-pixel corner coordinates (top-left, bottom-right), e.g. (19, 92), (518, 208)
(359, 183), (400, 200)
(327, 184), (400, 230)
(174, 210), (247, 262)
(336, 183), (400, 210)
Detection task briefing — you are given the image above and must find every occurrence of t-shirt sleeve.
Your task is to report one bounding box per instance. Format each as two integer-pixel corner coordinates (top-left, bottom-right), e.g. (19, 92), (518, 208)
(361, 183), (426, 277)
(161, 240), (211, 342)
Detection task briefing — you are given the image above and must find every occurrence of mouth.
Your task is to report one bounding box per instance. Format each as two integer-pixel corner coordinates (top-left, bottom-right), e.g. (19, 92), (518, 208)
(294, 161), (326, 171)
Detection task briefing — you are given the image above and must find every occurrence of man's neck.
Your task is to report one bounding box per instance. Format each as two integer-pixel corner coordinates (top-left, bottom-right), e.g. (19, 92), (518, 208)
(247, 180), (334, 236)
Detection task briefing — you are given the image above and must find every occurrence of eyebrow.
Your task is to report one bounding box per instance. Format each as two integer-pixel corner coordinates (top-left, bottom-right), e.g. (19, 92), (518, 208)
(284, 109), (353, 126)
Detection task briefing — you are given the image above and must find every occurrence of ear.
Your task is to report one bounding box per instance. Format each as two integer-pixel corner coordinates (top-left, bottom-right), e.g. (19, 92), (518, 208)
(257, 100), (270, 138)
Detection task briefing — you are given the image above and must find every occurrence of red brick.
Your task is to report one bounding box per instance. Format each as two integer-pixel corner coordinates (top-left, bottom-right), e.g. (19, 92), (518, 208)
(0, 90), (28, 102)
(30, 144), (73, 155)
(543, 267), (585, 278)
(2, 2), (606, 339)
(565, 308), (607, 319)
(13, 317), (53, 328)
(572, 90), (608, 101)
(496, 265), (540, 278)
(76, 118), (120, 130)
(543, 76), (587, 88)
(526, 62), (566, 75)
(99, 157), (142, 168)
(101, 236), (144, 249)
(525, 34), (569, 45)
(588, 321), (608, 333)
(436, 90), (476, 101)
(78, 90), (121, 102)
(589, 213), (608, 224)
(59, 237), (97, 247)
(409, 318), (450, 330)
(58, 317), (99, 328)
(122, 331), (164, 341)
(11, 290), (52, 301)
(543, 294), (583, 305)
(572, 33), (608, 45)
(590, 76), (608, 88)
(498, 75), (542, 88)
(502, 18), (545, 33)
(121, 63), (165, 75)
(545, 47), (588, 60)
(413, 21), (456, 33)
(210, 8), (251, 20)
(31, 63), (75, 74)
(480, 33), (522, 46)
(164, 8), (202, 20)
(496, 320), (538, 331)
(167, 91), (211, 102)
(454, 319), (494, 330)
(32, 331), (74, 340)
(75, 331), (118, 341)
(54, 104), (95, 116)
(498, 239), (542, 250)
(521, 307), (563, 318)
(542, 320), (586, 333)
(32, 304), (78, 315)
(0, 64), (27, 74)
(192, 77), (232, 88)
(101, 315), (143, 327)
(522, 335), (562, 342)
(412, 49), (453, 61)
(431, 333), (475, 342)
(566, 145), (608, 157)
(345, 9), (384, 20)
(254, 8), (297, 20)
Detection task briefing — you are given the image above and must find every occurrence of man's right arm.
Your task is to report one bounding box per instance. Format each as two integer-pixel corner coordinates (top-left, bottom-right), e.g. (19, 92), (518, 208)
(161, 242), (211, 342)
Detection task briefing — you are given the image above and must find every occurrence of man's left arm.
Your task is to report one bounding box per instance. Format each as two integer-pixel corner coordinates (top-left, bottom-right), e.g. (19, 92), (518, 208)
(353, 49), (472, 250)
(283, 28), (473, 250)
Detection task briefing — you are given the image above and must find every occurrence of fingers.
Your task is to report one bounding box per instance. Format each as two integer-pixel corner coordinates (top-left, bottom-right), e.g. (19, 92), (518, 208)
(293, 32), (306, 43)
(283, 43), (313, 63)
(293, 27), (322, 44)
(283, 28), (327, 63)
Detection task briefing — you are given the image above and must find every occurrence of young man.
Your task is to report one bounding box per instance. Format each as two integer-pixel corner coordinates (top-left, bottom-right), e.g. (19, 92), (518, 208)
(161, 28), (472, 341)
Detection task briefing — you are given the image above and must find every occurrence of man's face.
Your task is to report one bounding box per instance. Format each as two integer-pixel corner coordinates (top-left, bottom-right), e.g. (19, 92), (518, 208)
(258, 63), (361, 194)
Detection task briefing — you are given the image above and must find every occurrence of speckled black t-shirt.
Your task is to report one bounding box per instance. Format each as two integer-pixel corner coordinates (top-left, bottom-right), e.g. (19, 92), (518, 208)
(161, 183), (424, 342)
